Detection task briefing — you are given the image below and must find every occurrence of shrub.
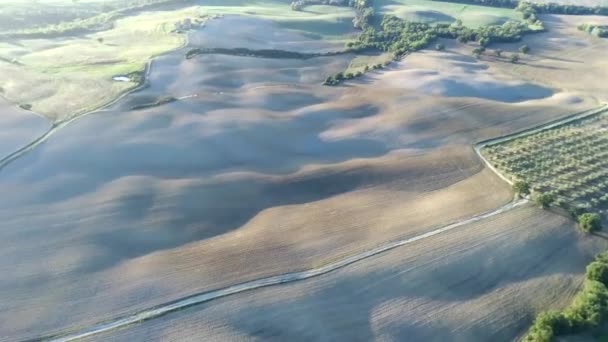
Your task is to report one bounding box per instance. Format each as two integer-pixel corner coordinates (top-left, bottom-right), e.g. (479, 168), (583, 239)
(578, 213), (602, 233)
(435, 43), (445, 51)
(519, 44), (530, 54)
(510, 53), (520, 63)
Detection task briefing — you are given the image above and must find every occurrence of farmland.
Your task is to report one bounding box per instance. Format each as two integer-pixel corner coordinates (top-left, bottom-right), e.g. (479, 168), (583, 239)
(2, 0), (608, 341)
(482, 107), (608, 214)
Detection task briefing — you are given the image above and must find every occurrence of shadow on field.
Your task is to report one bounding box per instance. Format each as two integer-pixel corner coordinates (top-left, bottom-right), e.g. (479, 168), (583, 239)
(218, 219), (596, 342)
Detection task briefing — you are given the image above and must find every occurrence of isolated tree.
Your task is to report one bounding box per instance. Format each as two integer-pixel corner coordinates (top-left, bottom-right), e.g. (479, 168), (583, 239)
(457, 35), (469, 44)
(578, 213), (602, 233)
(97, 37), (104, 44)
(534, 193), (555, 209)
(479, 37), (490, 47)
(519, 44), (530, 54)
(513, 180), (530, 197)
(510, 53), (520, 63)
(435, 43), (445, 51)
(495, 48), (503, 57)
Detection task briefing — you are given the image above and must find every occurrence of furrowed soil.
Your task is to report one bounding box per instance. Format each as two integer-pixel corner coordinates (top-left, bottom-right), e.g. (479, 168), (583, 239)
(0, 13), (604, 341)
(83, 204), (608, 342)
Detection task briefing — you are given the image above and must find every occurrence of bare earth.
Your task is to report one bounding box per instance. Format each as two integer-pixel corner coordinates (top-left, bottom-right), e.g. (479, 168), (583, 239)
(84, 204), (608, 342)
(0, 98), (49, 157)
(0, 14), (606, 341)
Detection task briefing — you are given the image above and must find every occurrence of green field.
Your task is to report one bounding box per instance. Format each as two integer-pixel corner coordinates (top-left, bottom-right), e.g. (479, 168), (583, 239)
(375, 0), (523, 27)
(482, 107), (608, 215)
(0, 0), (527, 120)
(0, 1), (359, 121)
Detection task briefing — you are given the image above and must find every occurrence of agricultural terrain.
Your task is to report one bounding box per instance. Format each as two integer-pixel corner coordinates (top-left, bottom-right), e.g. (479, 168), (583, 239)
(482, 108), (608, 214)
(0, 0), (608, 341)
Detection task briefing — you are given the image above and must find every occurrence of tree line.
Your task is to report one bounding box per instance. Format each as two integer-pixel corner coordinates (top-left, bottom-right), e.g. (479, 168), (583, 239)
(430, 0), (608, 16)
(524, 250), (608, 342)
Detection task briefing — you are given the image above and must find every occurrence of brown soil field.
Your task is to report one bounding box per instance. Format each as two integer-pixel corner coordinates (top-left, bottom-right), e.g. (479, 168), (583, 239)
(0, 17), (604, 340)
(83, 204), (608, 342)
(0, 98), (49, 157)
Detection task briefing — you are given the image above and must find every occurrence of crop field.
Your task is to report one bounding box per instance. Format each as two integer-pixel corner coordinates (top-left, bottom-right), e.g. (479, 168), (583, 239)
(3, 1), (608, 340)
(81, 204), (607, 342)
(482, 107), (608, 214)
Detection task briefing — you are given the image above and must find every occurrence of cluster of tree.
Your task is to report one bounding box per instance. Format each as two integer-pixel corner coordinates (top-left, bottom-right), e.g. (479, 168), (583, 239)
(475, 44), (523, 63)
(1, 0), (194, 39)
(347, 15), (531, 58)
(524, 251), (608, 342)
(430, 0), (608, 16)
(578, 23), (608, 38)
(529, 2), (608, 16)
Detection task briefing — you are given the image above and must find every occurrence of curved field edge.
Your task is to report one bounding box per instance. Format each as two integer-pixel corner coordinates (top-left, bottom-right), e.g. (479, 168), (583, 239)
(476, 104), (608, 181)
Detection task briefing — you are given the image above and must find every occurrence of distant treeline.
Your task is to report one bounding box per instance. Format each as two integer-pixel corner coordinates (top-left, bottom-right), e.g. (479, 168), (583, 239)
(578, 23), (608, 37)
(0, 0), (196, 39)
(430, 0), (608, 16)
(185, 47), (347, 60)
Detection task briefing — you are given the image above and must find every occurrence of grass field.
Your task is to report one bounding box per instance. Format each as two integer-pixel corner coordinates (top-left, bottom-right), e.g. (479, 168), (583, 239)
(375, 0), (523, 27)
(0, 7), (202, 121)
(0, 1), (358, 121)
(482, 108), (608, 214)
